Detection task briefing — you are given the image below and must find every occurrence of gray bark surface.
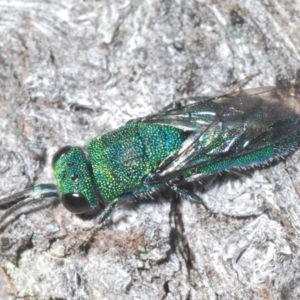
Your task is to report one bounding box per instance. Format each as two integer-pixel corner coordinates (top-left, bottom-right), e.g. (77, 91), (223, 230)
(0, 0), (300, 299)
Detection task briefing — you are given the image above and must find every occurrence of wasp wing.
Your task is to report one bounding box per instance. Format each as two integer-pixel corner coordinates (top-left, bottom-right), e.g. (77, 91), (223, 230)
(139, 86), (300, 182)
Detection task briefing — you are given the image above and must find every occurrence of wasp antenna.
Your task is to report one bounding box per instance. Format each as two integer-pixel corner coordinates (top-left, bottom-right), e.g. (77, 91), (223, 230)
(0, 184), (59, 225)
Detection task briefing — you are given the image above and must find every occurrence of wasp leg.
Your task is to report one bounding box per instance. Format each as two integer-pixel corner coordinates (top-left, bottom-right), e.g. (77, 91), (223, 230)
(226, 73), (258, 93)
(79, 198), (120, 248)
(160, 77), (259, 113)
(160, 101), (183, 112)
(169, 184), (200, 201)
(160, 96), (213, 112)
(169, 184), (212, 211)
(92, 198), (120, 231)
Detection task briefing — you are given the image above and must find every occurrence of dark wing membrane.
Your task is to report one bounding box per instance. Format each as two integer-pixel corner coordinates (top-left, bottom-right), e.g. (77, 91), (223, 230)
(132, 87), (283, 131)
(140, 86), (300, 182)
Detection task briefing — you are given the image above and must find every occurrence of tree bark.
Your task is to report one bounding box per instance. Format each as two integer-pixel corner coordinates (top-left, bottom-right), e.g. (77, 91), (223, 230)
(1, 0), (300, 299)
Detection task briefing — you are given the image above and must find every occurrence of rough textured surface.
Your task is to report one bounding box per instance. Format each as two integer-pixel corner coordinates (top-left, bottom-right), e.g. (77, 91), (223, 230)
(0, 0), (300, 299)
(88, 123), (185, 200)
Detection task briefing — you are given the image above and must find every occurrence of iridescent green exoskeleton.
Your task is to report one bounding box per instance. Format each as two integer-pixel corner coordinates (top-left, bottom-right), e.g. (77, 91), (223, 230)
(1, 85), (300, 228)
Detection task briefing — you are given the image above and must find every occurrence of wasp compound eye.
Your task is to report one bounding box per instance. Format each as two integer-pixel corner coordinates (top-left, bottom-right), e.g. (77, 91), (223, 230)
(52, 146), (72, 168)
(53, 147), (98, 211)
(61, 193), (90, 214)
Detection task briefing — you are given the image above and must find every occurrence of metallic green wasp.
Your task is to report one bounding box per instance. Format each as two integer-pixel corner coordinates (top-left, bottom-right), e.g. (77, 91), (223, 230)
(1, 85), (300, 228)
